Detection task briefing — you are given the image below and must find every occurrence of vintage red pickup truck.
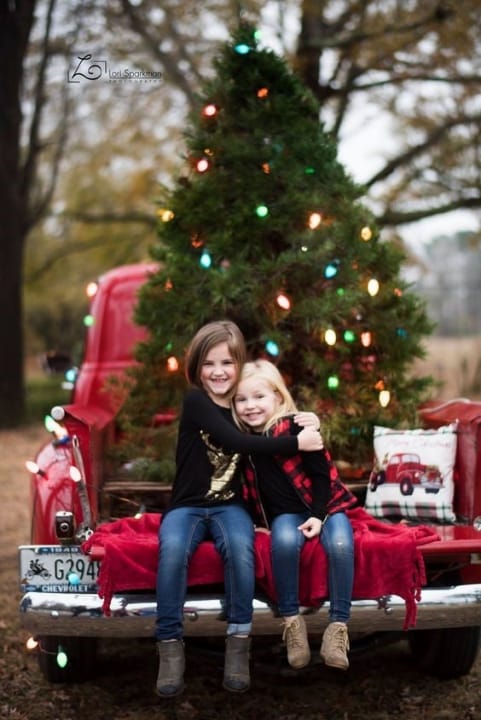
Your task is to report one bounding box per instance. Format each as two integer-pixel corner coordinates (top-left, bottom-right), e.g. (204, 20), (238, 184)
(368, 451), (444, 495)
(19, 262), (481, 683)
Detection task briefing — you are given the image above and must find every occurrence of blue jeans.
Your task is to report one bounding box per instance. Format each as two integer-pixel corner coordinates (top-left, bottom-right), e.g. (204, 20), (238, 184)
(270, 511), (354, 622)
(155, 504), (255, 640)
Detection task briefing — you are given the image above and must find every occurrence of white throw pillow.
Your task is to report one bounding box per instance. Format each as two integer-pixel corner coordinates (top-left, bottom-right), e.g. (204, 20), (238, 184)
(364, 424), (458, 523)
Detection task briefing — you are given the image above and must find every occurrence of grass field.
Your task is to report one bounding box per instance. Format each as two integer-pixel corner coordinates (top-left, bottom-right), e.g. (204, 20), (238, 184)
(413, 336), (481, 400)
(24, 375), (71, 425)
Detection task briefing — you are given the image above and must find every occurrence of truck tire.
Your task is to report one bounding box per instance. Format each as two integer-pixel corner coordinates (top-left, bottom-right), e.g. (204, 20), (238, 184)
(37, 636), (98, 683)
(408, 626), (481, 679)
(399, 476), (413, 495)
(369, 471), (385, 492)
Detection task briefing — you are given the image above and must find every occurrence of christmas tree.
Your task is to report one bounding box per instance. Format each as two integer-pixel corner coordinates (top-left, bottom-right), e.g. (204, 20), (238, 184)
(119, 23), (434, 477)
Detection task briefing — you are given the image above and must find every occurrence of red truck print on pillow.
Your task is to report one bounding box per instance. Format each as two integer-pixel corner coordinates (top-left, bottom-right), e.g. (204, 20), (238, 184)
(369, 452), (443, 496)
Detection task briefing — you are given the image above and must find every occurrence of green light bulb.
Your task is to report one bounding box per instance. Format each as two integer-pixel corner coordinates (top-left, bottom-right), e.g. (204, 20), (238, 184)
(256, 205), (269, 218)
(56, 647), (68, 668)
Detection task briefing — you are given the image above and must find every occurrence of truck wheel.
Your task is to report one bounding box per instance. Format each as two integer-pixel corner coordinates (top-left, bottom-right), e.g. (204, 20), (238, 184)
(37, 636), (98, 683)
(399, 477), (413, 495)
(408, 626), (481, 679)
(369, 471), (385, 492)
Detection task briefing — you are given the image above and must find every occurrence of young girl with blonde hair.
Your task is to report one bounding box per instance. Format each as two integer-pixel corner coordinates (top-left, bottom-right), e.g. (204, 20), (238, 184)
(233, 359), (356, 671)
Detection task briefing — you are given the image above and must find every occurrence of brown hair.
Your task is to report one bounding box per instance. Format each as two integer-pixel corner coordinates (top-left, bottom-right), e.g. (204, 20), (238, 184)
(185, 320), (247, 391)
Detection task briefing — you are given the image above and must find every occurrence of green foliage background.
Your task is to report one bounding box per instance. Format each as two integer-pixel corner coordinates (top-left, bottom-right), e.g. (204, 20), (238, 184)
(116, 24), (434, 473)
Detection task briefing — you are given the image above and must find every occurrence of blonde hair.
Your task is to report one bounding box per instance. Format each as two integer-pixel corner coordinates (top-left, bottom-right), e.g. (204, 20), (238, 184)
(235, 359), (298, 432)
(185, 320), (246, 393)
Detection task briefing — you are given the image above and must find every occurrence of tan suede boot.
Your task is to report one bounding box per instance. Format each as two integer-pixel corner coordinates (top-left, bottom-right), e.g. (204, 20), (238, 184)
(320, 622), (350, 670)
(282, 615), (311, 669)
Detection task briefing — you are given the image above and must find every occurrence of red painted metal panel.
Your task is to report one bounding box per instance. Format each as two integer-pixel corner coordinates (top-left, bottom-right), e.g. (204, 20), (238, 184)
(420, 399), (481, 522)
(72, 263), (157, 413)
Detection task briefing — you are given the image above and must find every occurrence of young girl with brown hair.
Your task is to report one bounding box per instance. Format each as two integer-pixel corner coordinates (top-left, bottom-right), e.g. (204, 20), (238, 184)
(155, 322), (323, 697)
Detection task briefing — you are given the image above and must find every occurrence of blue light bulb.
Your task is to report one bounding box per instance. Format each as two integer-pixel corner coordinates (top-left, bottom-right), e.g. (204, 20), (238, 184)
(234, 43), (250, 55)
(265, 340), (279, 356)
(324, 263), (339, 279)
(200, 250), (212, 268)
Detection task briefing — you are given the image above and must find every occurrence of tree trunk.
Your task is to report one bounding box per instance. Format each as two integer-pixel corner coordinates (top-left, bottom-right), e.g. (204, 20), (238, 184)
(0, 1), (36, 426)
(296, 0), (325, 98)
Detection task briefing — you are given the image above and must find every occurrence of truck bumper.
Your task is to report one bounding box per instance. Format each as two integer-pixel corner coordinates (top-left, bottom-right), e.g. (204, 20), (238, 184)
(20, 584), (481, 638)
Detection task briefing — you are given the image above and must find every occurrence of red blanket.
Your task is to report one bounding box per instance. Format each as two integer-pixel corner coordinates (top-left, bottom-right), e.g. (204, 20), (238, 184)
(82, 507), (439, 629)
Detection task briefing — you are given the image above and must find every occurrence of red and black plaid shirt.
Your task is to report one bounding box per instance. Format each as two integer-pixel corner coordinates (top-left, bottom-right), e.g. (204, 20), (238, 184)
(242, 416), (357, 526)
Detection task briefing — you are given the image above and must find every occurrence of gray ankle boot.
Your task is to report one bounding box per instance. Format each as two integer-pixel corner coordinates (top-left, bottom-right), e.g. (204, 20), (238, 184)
(156, 639), (185, 697)
(223, 635), (251, 693)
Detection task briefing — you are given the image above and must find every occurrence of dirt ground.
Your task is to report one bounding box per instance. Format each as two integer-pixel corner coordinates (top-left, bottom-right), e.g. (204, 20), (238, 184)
(1, 425), (481, 720)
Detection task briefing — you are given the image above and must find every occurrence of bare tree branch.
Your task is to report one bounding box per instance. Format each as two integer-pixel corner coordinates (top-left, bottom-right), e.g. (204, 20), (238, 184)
(379, 196), (481, 227)
(299, 3), (454, 54)
(366, 113), (481, 188)
(64, 210), (157, 227)
(25, 233), (140, 284)
(119, 0), (199, 110)
(20, 0), (57, 227)
(331, 71), (481, 96)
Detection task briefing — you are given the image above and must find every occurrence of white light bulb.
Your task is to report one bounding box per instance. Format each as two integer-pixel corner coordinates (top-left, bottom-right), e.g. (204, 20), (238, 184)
(51, 406), (65, 421)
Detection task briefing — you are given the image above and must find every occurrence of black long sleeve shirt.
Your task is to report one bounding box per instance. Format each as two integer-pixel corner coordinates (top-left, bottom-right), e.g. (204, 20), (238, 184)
(167, 389), (299, 511)
(248, 423), (331, 524)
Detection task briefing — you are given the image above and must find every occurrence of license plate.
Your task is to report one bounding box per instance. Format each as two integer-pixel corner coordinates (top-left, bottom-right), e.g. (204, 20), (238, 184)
(19, 545), (99, 593)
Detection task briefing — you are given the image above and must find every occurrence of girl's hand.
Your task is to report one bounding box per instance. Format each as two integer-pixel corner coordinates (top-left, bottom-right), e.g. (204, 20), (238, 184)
(297, 427), (324, 451)
(298, 516), (323, 538)
(294, 411), (321, 431)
